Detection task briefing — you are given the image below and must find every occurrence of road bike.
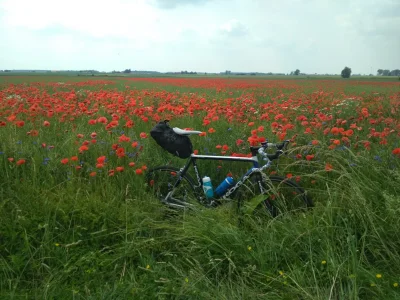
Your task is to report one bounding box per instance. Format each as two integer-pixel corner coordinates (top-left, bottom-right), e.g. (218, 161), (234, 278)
(146, 126), (313, 218)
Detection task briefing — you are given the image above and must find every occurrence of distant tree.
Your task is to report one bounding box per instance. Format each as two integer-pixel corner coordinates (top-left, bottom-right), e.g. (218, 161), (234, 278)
(382, 69), (390, 76)
(341, 66), (352, 78)
(123, 69), (131, 73)
(389, 69), (400, 76)
(377, 69), (383, 75)
(294, 69), (300, 76)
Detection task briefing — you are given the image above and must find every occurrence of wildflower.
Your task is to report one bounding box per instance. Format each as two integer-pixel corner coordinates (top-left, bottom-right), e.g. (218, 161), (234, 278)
(61, 158), (69, 165)
(43, 121), (50, 127)
(321, 260), (327, 265)
(79, 145), (89, 152)
(146, 264), (150, 269)
(89, 172), (97, 177)
(116, 147), (125, 158)
(97, 116), (108, 124)
(185, 278), (189, 283)
(136, 169), (143, 175)
(247, 246), (252, 251)
(77, 134), (84, 138)
(306, 154), (314, 161)
(16, 121), (25, 127)
(139, 132), (147, 139)
(376, 274), (382, 279)
(97, 156), (106, 164)
(325, 163), (333, 171)
(236, 139), (244, 146)
(199, 132), (207, 136)
(131, 141), (138, 148)
(286, 173), (293, 179)
(248, 122), (255, 126)
(8, 158), (14, 162)
(27, 130), (39, 136)
(16, 159), (26, 166)
(392, 148), (400, 156)
(129, 162), (135, 167)
(116, 166), (124, 172)
(90, 132), (97, 138)
(208, 128), (216, 133)
(55, 243), (60, 247)
(119, 134), (130, 143)
(393, 282), (398, 288)
(331, 127), (340, 135)
(71, 156), (79, 161)
(311, 140), (319, 145)
(193, 149), (199, 155)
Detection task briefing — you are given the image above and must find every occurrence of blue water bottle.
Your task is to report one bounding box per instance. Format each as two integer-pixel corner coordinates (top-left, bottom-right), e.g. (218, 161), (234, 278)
(214, 176), (235, 197)
(202, 176), (214, 198)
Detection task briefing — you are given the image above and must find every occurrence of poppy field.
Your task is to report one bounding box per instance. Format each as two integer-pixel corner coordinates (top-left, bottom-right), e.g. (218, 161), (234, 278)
(1, 75), (400, 298)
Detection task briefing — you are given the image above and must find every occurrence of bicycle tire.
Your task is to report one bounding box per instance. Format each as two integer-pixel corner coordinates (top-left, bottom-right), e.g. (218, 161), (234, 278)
(238, 174), (313, 218)
(146, 166), (200, 209)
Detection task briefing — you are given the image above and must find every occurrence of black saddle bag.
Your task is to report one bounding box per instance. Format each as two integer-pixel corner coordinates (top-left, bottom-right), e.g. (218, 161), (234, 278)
(150, 120), (193, 159)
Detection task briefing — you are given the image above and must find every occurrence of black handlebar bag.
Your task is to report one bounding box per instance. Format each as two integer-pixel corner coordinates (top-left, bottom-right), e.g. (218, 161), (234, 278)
(150, 120), (193, 159)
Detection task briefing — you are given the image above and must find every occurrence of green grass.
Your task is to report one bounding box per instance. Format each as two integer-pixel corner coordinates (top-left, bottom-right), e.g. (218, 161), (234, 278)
(0, 75), (399, 299)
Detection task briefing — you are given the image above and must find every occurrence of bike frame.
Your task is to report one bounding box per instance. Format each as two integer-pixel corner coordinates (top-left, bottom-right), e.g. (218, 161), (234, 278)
(166, 152), (274, 207)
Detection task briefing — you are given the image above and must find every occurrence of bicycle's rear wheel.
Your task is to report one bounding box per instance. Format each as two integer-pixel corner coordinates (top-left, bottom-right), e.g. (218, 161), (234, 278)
(238, 174), (313, 219)
(146, 166), (200, 209)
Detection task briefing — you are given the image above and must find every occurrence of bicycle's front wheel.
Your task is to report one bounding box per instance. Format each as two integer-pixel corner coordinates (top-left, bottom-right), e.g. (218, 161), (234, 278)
(238, 174), (313, 219)
(146, 166), (201, 209)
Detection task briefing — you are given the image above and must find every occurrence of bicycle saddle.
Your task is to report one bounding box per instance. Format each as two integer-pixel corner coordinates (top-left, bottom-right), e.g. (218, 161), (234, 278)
(173, 127), (202, 136)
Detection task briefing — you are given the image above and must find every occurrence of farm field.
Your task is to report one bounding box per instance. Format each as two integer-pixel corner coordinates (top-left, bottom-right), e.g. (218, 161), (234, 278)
(1, 75), (400, 299)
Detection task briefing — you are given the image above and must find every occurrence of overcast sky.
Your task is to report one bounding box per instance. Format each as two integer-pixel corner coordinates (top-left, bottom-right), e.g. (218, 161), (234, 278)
(0, 0), (399, 74)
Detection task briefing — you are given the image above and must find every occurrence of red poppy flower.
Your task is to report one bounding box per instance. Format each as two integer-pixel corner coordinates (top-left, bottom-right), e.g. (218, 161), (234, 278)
(306, 154), (314, 161)
(392, 148), (400, 156)
(16, 159), (26, 166)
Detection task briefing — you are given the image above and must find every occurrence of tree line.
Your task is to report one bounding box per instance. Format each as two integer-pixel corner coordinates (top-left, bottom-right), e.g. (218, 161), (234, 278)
(377, 69), (400, 76)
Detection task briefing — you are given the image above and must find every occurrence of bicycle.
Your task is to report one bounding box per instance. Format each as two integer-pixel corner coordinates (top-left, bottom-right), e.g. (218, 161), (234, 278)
(146, 126), (313, 218)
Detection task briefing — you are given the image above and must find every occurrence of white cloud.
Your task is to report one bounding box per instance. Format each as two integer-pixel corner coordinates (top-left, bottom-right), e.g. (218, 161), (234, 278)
(219, 19), (248, 37)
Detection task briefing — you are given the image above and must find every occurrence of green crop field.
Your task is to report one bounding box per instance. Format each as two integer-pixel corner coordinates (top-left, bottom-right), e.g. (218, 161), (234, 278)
(1, 75), (400, 299)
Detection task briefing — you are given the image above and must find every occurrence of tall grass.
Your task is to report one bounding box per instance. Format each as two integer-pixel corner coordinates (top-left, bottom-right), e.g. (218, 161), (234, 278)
(0, 77), (399, 299)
